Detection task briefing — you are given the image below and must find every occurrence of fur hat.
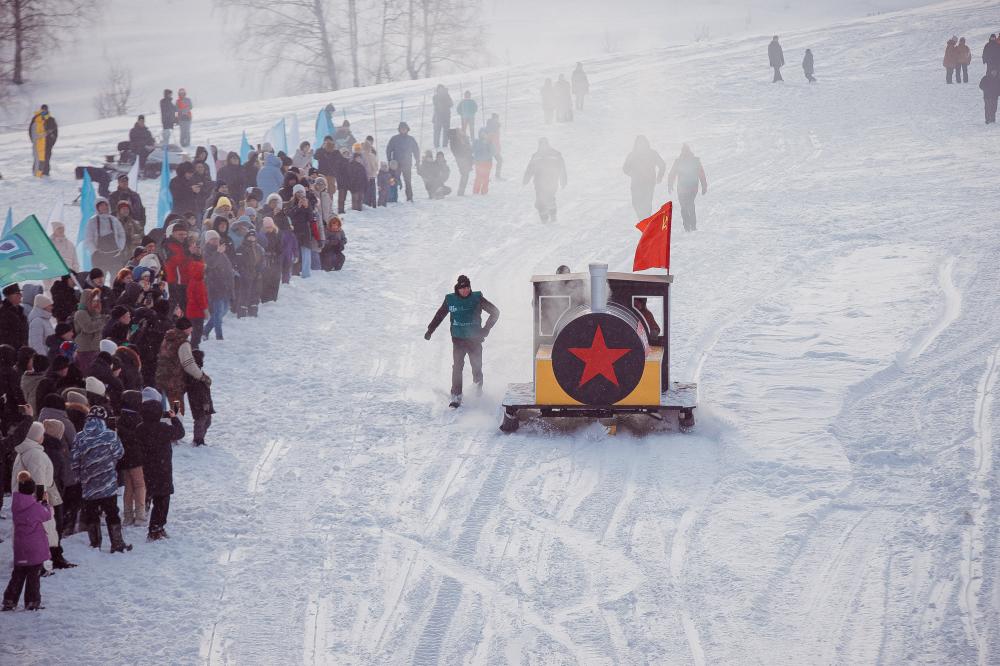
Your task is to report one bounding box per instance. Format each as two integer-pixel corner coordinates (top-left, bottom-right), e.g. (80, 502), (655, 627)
(26, 421), (45, 443)
(217, 196), (233, 209)
(43, 419), (65, 440)
(85, 376), (106, 397)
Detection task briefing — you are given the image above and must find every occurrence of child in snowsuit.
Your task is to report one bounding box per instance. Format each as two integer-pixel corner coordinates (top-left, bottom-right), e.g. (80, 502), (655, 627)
(137, 399), (184, 540)
(387, 161), (401, 203)
(377, 162), (393, 207)
(320, 217), (347, 272)
(3, 472), (51, 611)
(185, 350), (214, 446)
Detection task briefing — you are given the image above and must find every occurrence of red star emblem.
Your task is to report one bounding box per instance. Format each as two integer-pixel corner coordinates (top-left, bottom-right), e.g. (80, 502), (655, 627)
(568, 325), (631, 387)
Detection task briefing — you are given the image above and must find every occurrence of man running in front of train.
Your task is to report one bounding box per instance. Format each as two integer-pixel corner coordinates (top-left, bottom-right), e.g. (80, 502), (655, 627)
(424, 274), (500, 408)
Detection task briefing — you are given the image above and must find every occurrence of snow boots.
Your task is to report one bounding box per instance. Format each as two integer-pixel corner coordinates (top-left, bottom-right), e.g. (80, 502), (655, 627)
(87, 522), (102, 549)
(109, 524), (133, 553)
(449, 394), (462, 408)
(50, 546), (77, 569)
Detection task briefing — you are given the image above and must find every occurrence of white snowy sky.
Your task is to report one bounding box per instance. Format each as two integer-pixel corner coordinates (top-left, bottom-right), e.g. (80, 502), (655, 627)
(13, 0), (936, 125)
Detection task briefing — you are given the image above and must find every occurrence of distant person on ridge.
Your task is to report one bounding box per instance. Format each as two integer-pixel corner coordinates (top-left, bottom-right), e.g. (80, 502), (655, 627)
(668, 144), (708, 232)
(160, 89), (176, 144)
(571, 63), (590, 111)
(176, 88), (193, 147)
(541, 78), (556, 124)
(456, 91), (478, 142)
(555, 75), (573, 121)
(979, 69), (1000, 124)
(802, 49), (816, 83)
(386, 122), (420, 203)
(424, 274), (500, 409)
(28, 105), (57, 177)
(432, 84), (453, 149)
(769, 36), (785, 82)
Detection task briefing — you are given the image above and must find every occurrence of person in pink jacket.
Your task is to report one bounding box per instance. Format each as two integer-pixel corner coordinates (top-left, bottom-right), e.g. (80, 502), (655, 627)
(2, 472), (52, 611)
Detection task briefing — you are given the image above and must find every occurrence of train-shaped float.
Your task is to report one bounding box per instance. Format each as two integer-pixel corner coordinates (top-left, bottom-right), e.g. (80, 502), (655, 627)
(500, 262), (697, 433)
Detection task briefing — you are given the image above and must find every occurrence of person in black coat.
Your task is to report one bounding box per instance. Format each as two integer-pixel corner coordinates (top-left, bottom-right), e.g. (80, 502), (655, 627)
(803, 49), (816, 83)
(116, 390), (145, 526)
(137, 399), (184, 540)
(217, 152), (245, 206)
(432, 84), (454, 149)
(0, 285), (28, 351)
(129, 300), (172, 387)
(314, 137), (341, 189)
(622, 135), (666, 219)
(50, 276), (78, 325)
(386, 122), (420, 202)
(169, 162), (202, 216)
(341, 153), (368, 212)
(768, 36), (785, 82)
(160, 89), (176, 143)
(86, 352), (124, 412)
(128, 115), (156, 171)
(185, 349), (214, 446)
(980, 69), (1000, 123)
(983, 34), (1000, 73)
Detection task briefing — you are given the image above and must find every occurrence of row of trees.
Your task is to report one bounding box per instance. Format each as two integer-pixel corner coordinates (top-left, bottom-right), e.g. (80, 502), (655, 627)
(215, 0), (486, 93)
(0, 0), (94, 86)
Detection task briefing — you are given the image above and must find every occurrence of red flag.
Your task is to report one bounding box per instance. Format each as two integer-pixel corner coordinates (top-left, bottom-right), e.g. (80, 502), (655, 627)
(633, 201), (672, 271)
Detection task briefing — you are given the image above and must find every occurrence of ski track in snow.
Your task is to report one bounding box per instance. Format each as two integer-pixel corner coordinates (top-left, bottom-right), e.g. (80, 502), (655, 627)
(1, 1), (1000, 664)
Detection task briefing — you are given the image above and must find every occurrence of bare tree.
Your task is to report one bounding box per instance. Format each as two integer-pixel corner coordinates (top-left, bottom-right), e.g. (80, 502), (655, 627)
(94, 61), (133, 119)
(0, 0), (95, 84)
(401, 0), (484, 80)
(215, 0), (340, 92)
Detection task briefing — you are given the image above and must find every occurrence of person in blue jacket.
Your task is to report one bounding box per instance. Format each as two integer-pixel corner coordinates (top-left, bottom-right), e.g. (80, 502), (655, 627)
(424, 274), (499, 408)
(256, 153), (284, 199)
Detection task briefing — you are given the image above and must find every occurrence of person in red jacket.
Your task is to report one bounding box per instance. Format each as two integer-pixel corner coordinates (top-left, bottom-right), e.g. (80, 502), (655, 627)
(161, 221), (191, 314)
(184, 243), (209, 348)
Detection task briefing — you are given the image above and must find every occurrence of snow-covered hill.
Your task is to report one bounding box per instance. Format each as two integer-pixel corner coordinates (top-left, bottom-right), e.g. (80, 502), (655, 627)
(1, 0), (1000, 663)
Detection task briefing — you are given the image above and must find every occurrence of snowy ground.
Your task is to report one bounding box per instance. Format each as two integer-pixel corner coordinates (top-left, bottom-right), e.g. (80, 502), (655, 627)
(2, 0), (1000, 663)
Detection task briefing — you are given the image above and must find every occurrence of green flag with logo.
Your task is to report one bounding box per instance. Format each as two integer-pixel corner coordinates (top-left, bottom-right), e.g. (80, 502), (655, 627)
(0, 215), (71, 287)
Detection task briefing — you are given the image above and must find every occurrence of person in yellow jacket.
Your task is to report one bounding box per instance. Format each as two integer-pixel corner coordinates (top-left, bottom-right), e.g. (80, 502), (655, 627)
(28, 105), (58, 178)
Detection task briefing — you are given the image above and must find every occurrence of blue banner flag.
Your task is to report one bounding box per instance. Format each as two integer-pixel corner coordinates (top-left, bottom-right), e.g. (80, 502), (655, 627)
(157, 146), (172, 228)
(2, 208), (12, 237)
(77, 169), (95, 271)
(0, 215), (71, 287)
(240, 131), (253, 163)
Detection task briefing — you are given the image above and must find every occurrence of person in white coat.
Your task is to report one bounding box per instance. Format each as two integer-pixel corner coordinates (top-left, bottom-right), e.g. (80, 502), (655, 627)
(27, 294), (55, 356)
(11, 422), (65, 565)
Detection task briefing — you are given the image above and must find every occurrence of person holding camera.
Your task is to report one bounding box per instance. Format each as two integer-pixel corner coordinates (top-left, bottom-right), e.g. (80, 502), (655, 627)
(2, 471), (51, 611)
(137, 398), (184, 541)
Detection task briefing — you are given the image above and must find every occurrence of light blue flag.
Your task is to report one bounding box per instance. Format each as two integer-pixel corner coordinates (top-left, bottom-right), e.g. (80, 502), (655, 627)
(2, 208), (12, 236)
(314, 108), (334, 148)
(157, 146), (172, 228)
(0, 215), (72, 287)
(77, 169), (95, 271)
(263, 118), (287, 155)
(240, 131), (252, 163)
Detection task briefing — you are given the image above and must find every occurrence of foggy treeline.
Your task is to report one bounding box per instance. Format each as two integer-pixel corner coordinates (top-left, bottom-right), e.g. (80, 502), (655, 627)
(215, 0), (486, 93)
(0, 0), (97, 86)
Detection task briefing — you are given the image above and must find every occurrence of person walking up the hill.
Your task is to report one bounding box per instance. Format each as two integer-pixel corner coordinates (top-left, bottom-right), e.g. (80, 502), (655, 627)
(769, 36), (785, 82)
(956, 37), (971, 83)
(457, 91), (478, 142)
(541, 79), (556, 124)
(424, 274), (500, 408)
(555, 75), (573, 121)
(432, 84), (454, 149)
(523, 138), (567, 222)
(571, 63), (590, 111)
(980, 69), (1000, 123)
(28, 105), (57, 177)
(668, 144), (708, 232)
(623, 135), (666, 220)
(984, 34), (1000, 73)
(448, 128), (474, 196)
(386, 122), (420, 203)
(802, 49), (816, 83)
(160, 89), (176, 144)
(944, 37), (960, 84)
(472, 130), (495, 195)
(176, 88), (193, 147)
